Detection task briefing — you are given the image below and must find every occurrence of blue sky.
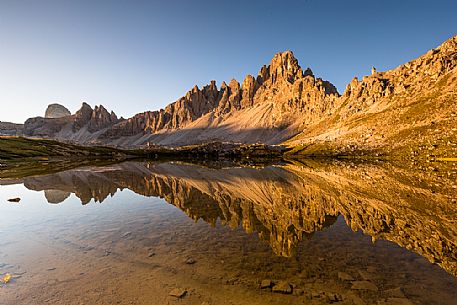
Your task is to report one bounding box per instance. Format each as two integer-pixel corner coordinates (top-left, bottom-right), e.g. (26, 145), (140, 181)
(0, 0), (456, 123)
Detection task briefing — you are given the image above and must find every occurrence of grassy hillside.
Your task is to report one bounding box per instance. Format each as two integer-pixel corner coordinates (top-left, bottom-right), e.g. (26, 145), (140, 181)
(0, 136), (127, 160)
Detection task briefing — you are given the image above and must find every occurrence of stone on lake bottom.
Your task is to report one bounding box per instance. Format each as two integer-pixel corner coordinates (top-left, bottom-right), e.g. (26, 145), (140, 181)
(185, 258), (196, 264)
(260, 279), (272, 289)
(272, 281), (292, 294)
(351, 281), (378, 291)
(169, 288), (187, 298)
(378, 298), (414, 305)
(358, 270), (377, 281)
(327, 293), (342, 302)
(384, 287), (405, 298)
(338, 271), (354, 281)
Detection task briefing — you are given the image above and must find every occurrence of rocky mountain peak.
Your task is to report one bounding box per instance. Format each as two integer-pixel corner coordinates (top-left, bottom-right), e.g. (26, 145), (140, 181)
(228, 79), (240, 91)
(268, 50), (302, 84)
(74, 102), (93, 125)
(45, 103), (71, 118)
(19, 36), (457, 153)
(99, 49), (340, 144)
(72, 102), (119, 132)
(340, 35), (457, 118)
(80, 102), (92, 109)
(22, 46), (342, 146)
(241, 75), (258, 108)
(436, 35), (457, 53)
(303, 67), (314, 77)
(89, 105), (119, 132)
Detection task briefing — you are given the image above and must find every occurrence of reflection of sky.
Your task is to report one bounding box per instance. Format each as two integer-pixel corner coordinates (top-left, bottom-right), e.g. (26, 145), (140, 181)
(0, 167), (456, 290)
(0, 184), (170, 235)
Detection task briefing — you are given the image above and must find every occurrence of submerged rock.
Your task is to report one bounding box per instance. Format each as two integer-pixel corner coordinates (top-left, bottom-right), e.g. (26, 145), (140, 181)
(185, 257), (196, 265)
(378, 298), (414, 305)
(384, 287), (406, 298)
(358, 270), (377, 281)
(338, 271), (354, 281)
(272, 281), (292, 294)
(260, 279), (272, 289)
(327, 293), (343, 302)
(351, 281), (378, 291)
(169, 288), (187, 298)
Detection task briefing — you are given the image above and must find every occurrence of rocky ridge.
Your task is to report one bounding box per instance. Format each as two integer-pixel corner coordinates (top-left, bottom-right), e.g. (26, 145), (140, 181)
(23, 51), (340, 147)
(99, 50), (339, 147)
(0, 121), (23, 136)
(19, 35), (457, 156)
(24, 102), (121, 142)
(288, 36), (457, 159)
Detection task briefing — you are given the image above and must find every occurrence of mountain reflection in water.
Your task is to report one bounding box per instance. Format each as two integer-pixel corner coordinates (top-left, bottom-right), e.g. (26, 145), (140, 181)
(5, 160), (456, 277)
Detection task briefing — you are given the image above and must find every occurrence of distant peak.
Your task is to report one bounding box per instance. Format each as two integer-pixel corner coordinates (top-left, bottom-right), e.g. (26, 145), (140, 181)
(48, 102), (65, 107)
(96, 104), (107, 111)
(45, 103), (71, 119)
(81, 102), (92, 109)
(303, 67), (314, 77)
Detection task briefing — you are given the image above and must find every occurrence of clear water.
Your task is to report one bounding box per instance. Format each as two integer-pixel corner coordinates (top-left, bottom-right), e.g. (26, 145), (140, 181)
(0, 161), (455, 305)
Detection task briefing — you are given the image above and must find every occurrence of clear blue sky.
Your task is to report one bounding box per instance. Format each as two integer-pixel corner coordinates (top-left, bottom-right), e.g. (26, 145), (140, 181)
(1, 0), (456, 123)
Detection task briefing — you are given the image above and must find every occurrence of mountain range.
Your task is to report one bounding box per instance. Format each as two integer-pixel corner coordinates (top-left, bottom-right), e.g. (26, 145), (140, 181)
(2, 35), (456, 158)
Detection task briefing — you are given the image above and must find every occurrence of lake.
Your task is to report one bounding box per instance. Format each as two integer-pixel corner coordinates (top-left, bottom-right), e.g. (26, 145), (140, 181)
(0, 160), (456, 305)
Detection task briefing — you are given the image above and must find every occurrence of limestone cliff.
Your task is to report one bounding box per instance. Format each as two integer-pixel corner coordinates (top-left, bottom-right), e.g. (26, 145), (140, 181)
(287, 36), (457, 159)
(23, 102), (120, 143)
(23, 51), (340, 147)
(98, 50), (339, 147)
(0, 121), (23, 136)
(20, 35), (457, 154)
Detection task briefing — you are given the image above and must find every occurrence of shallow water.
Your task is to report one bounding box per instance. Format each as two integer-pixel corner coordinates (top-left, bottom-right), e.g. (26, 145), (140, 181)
(0, 160), (456, 305)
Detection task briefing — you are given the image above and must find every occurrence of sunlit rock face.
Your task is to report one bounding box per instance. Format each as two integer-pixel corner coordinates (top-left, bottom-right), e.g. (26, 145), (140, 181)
(289, 36), (457, 160)
(99, 50), (340, 146)
(22, 50), (340, 147)
(17, 36), (457, 155)
(7, 160), (456, 276)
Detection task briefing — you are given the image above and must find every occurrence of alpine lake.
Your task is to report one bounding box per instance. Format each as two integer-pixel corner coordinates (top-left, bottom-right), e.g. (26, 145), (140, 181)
(0, 159), (456, 305)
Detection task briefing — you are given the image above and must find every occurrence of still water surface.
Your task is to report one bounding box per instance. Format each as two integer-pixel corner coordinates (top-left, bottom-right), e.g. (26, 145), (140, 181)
(0, 161), (456, 305)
